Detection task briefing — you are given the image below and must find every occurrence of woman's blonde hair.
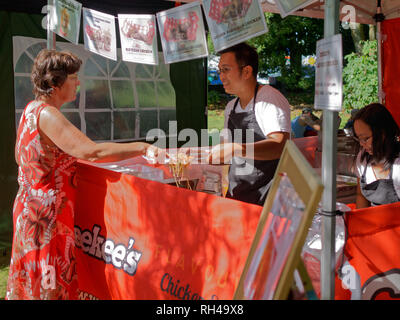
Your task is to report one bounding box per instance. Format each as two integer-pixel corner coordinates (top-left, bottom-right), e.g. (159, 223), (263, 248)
(31, 49), (82, 99)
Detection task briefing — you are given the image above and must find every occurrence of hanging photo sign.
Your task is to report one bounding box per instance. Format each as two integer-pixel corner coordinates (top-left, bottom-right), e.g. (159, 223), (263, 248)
(314, 34), (343, 111)
(49, 0), (82, 44)
(203, 0), (268, 52)
(274, 0), (317, 18)
(157, 1), (208, 64)
(118, 14), (159, 65)
(83, 8), (117, 61)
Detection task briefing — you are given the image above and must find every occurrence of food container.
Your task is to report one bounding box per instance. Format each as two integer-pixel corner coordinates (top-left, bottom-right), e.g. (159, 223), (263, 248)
(94, 162), (164, 182)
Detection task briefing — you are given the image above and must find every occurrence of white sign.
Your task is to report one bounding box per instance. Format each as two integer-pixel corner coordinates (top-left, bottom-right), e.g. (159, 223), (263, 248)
(49, 0), (82, 44)
(274, 0), (317, 18)
(118, 14), (159, 65)
(203, 0), (268, 52)
(157, 1), (208, 64)
(83, 8), (117, 61)
(314, 34), (343, 111)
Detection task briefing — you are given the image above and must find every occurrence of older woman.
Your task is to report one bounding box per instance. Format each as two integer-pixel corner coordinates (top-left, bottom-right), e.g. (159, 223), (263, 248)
(6, 49), (161, 300)
(353, 103), (400, 208)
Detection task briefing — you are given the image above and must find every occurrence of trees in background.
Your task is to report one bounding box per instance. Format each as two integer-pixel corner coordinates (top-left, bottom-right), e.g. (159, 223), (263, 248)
(342, 40), (378, 112)
(342, 23), (378, 112)
(206, 13), (378, 110)
(249, 13), (323, 92)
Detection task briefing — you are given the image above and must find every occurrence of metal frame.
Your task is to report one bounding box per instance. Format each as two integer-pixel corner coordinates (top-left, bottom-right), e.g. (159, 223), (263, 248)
(320, 0), (340, 300)
(47, 0), (56, 50)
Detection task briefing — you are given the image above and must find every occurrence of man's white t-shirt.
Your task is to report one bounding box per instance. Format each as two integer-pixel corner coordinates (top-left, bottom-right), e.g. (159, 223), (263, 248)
(222, 85), (291, 140)
(355, 151), (400, 199)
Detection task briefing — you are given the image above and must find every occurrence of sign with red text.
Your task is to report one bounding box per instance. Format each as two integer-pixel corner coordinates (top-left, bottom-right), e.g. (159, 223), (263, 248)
(118, 14), (159, 65)
(203, 0), (268, 52)
(157, 2), (208, 64)
(83, 8), (117, 61)
(274, 0), (317, 18)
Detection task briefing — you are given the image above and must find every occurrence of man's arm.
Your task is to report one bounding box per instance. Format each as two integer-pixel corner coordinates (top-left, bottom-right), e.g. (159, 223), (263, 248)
(242, 131), (290, 160)
(208, 131), (290, 163)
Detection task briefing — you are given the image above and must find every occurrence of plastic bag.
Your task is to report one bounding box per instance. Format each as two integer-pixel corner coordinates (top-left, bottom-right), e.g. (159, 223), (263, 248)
(301, 202), (351, 298)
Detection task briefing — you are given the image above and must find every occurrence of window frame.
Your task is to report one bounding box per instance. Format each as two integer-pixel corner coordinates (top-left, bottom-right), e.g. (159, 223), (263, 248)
(12, 36), (176, 142)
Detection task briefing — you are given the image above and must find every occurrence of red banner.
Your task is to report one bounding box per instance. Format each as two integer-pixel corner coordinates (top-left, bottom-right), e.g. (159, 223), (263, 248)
(74, 161), (262, 300)
(383, 18), (400, 127)
(336, 202), (400, 300)
(293, 136), (318, 167)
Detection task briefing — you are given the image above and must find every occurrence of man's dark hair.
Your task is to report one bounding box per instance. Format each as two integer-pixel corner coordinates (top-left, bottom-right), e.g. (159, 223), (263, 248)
(353, 102), (400, 167)
(219, 42), (258, 78)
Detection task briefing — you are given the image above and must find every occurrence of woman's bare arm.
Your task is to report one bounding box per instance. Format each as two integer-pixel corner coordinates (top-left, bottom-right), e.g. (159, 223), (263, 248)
(38, 106), (151, 162)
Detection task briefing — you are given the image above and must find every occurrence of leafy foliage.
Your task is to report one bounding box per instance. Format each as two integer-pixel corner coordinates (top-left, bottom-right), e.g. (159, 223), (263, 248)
(207, 90), (232, 110)
(342, 40), (378, 112)
(249, 13), (324, 91)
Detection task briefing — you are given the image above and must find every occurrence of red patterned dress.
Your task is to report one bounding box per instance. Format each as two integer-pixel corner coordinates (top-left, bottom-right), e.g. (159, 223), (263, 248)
(6, 101), (78, 300)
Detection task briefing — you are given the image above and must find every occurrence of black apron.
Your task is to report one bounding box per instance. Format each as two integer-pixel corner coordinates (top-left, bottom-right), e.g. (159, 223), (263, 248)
(226, 84), (279, 206)
(360, 162), (400, 206)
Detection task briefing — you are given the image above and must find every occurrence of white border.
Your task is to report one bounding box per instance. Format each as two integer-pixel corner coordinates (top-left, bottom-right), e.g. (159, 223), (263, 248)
(203, 0), (268, 52)
(156, 1), (208, 64)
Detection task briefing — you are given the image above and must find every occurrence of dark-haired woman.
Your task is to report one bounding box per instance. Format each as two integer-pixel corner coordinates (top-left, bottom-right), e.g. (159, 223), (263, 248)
(6, 49), (162, 300)
(353, 103), (400, 208)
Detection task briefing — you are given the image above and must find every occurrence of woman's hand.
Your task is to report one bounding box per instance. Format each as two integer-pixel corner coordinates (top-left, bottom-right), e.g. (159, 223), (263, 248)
(145, 144), (168, 164)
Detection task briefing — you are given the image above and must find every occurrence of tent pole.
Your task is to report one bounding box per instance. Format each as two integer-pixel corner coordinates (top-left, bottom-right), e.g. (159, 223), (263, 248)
(320, 0), (340, 300)
(47, 0), (56, 50)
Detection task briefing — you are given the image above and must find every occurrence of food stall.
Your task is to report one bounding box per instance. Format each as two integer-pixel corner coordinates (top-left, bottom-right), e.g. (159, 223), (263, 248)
(2, 0), (400, 301)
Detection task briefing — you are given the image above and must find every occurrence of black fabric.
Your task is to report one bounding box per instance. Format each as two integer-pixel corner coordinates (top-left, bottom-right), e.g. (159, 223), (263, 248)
(0, 0), (175, 15)
(360, 162), (400, 206)
(226, 84), (279, 206)
(0, 11), (19, 250)
(0, 11), (49, 250)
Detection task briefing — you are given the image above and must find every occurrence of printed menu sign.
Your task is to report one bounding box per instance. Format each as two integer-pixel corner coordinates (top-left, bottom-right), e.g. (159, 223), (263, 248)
(203, 0), (268, 52)
(118, 14), (159, 65)
(83, 8), (117, 61)
(314, 34), (343, 111)
(49, 0), (82, 44)
(157, 2), (208, 64)
(274, 0), (317, 18)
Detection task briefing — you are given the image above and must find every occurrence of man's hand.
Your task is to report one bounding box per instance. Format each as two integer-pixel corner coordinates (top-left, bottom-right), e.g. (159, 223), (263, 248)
(207, 142), (243, 164)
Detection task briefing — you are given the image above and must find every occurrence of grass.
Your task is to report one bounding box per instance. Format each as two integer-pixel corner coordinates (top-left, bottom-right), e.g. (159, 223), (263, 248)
(208, 107), (351, 132)
(208, 109), (225, 131)
(0, 249), (11, 300)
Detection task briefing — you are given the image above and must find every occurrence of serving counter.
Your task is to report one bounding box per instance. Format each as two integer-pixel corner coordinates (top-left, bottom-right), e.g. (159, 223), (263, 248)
(73, 157), (262, 300)
(72, 137), (358, 300)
